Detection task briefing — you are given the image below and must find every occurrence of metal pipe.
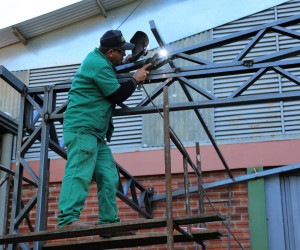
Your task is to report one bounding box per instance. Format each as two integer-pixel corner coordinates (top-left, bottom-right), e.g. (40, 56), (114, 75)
(228, 185), (232, 250)
(163, 86), (174, 249)
(9, 94), (26, 250)
(0, 133), (13, 248)
(183, 156), (191, 232)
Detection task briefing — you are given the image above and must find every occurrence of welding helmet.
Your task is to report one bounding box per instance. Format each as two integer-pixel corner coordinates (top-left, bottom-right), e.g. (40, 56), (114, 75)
(130, 31), (149, 62)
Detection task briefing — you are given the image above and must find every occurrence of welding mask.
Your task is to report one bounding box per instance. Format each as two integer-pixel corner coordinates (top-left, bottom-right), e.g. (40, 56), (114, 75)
(130, 31), (149, 62)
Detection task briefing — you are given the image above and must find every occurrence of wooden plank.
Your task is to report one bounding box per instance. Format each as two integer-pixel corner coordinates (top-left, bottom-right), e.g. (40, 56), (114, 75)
(43, 230), (223, 249)
(0, 213), (225, 244)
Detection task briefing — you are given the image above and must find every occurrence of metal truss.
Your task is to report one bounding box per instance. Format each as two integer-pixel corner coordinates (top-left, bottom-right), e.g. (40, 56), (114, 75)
(0, 68), (154, 250)
(1, 13), (300, 249)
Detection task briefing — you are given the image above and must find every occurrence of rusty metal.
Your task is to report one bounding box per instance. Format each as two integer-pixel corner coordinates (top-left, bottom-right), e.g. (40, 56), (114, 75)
(228, 185), (232, 249)
(183, 156), (191, 233)
(163, 85), (174, 249)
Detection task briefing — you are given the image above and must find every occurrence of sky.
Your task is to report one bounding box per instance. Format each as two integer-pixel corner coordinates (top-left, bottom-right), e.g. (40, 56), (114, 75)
(0, 0), (80, 29)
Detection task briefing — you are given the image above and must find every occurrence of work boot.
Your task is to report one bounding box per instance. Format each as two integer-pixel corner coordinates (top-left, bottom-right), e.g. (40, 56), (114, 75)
(63, 220), (86, 229)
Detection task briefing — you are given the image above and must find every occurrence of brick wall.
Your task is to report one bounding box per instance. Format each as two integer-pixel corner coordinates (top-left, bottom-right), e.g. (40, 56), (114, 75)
(7, 169), (250, 249)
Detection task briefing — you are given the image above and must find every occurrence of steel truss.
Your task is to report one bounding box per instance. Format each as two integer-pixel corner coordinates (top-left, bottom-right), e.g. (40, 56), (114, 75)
(0, 13), (300, 249)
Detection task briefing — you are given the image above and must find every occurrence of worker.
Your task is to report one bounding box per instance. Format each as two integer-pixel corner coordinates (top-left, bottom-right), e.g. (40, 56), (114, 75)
(57, 30), (150, 230)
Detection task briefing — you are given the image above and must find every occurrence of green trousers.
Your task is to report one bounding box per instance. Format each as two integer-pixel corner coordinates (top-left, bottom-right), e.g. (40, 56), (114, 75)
(57, 131), (120, 228)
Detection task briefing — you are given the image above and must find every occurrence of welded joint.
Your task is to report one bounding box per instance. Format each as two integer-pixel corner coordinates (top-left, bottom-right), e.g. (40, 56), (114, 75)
(243, 60), (254, 67)
(43, 113), (49, 122)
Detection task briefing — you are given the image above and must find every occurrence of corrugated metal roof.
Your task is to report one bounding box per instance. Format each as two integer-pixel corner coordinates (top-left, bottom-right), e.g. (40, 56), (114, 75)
(0, 0), (137, 49)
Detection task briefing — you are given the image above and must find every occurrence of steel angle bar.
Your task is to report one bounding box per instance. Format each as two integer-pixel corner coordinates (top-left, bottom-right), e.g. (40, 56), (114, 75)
(233, 29), (267, 62)
(272, 66), (300, 86)
(20, 158), (39, 185)
(150, 20), (166, 48)
(52, 101), (68, 116)
(49, 122), (59, 144)
(14, 194), (37, 228)
(48, 113), (63, 122)
(116, 59), (146, 73)
(116, 162), (152, 192)
(114, 90), (300, 116)
(127, 59), (300, 83)
(25, 94), (43, 116)
(117, 59), (300, 82)
(228, 68), (269, 98)
(254, 45), (300, 63)
(204, 163), (300, 190)
(52, 83), (72, 93)
(21, 123), (42, 155)
(20, 201), (34, 232)
(34, 88), (51, 249)
(0, 65), (27, 94)
(270, 25), (300, 40)
(0, 165), (37, 186)
(153, 163), (300, 201)
(49, 138), (67, 159)
(116, 162), (153, 218)
(136, 77), (174, 107)
(178, 77), (216, 100)
(169, 14), (300, 56)
(163, 86), (174, 249)
(174, 53), (214, 65)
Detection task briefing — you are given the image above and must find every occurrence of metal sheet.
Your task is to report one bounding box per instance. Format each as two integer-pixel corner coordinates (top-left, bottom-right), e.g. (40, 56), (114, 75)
(0, 0), (137, 49)
(213, 6), (283, 140)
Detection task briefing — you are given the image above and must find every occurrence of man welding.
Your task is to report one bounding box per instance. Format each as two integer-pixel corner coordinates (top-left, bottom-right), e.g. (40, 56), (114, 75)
(57, 30), (150, 231)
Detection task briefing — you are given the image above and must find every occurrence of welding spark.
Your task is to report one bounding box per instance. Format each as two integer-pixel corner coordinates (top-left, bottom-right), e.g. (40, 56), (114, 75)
(159, 48), (168, 58)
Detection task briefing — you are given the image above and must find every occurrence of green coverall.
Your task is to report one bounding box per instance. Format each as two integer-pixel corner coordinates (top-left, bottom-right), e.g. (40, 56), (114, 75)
(58, 48), (121, 228)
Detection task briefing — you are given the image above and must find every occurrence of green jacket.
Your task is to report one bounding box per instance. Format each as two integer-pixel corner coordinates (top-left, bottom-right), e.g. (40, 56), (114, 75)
(63, 48), (120, 142)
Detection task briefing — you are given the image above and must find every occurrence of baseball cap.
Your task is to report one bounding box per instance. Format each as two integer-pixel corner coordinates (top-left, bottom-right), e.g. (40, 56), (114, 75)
(100, 30), (135, 50)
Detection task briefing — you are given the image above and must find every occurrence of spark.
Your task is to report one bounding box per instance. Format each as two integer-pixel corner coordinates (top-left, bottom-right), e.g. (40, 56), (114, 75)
(159, 48), (168, 58)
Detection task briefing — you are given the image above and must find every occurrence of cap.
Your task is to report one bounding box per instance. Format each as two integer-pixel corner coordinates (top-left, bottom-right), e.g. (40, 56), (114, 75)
(100, 30), (135, 50)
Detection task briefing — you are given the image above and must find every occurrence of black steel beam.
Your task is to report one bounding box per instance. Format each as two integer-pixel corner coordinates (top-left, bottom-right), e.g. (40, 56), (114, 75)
(0, 165), (37, 186)
(116, 59), (300, 83)
(272, 66), (300, 86)
(271, 25), (300, 40)
(114, 91), (300, 116)
(168, 14), (300, 56)
(233, 29), (267, 62)
(153, 163), (300, 201)
(136, 77), (174, 107)
(0, 65), (27, 93)
(228, 68), (268, 98)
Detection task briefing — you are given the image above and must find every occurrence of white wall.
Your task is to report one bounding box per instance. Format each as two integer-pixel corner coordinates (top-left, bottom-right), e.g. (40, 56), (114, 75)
(0, 0), (288, 71)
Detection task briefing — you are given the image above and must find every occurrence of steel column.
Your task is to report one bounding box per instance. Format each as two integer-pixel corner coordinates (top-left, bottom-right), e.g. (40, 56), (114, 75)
(33, 86), (51, 250)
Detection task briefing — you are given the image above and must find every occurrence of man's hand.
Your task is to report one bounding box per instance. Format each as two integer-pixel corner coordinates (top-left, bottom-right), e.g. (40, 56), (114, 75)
(133, 63), (151, 83)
